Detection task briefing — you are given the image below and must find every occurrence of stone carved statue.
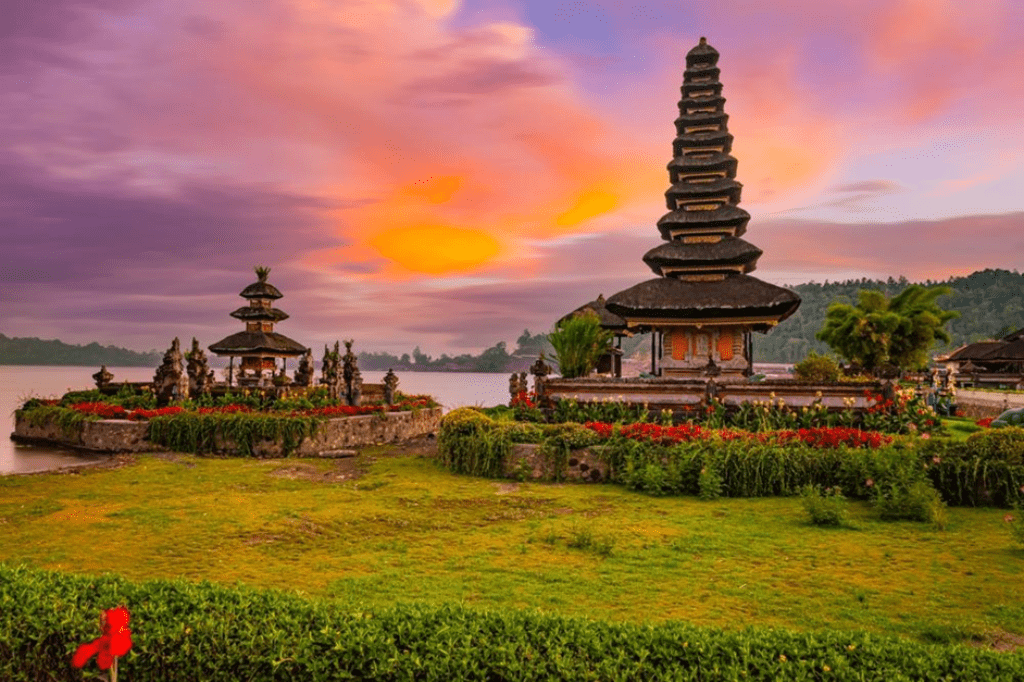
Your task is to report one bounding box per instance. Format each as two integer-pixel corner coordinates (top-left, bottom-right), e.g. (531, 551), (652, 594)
(702, 353), (721, 377)
(93, 365), (114, 389)
(349, 366), (363, 407)
(930, 366), (941, 389)
(530, 354), (551, 379)
(321, 343), (342, 400)
(383, 368), (399, 405)
(530, 354), (552, 401)
(153, 337), (189, 405)
(341, 339), (362, 406)
(704, 377), (720, 404)
(342, 339), (356, 386)
(294, 349), (315, 387)
(186, 338), (215, 395)
(509, 372), (528, 403)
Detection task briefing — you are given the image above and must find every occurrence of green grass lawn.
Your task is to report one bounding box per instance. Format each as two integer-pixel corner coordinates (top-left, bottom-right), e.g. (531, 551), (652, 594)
(1, 448), (1021, 648)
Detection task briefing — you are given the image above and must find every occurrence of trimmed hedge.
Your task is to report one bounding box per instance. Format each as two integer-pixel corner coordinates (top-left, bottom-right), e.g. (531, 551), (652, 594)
(2, 562), (1023, 681)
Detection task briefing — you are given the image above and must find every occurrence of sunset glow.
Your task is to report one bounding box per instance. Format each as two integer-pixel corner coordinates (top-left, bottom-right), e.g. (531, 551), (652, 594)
(2, 0), (1022, 356)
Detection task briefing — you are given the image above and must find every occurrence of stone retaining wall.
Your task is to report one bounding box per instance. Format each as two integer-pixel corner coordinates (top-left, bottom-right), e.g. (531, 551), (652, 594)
(956, 390), (1024, 419)
(12, 408), (442, 457)
(503, 444), (609, 482)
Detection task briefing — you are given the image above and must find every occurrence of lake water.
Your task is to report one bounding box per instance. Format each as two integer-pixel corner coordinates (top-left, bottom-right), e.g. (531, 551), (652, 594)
(1, 363), (792, 475)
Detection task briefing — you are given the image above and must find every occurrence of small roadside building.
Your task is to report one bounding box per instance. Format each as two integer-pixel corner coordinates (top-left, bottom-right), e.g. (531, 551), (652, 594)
(208, 266), (308, 386)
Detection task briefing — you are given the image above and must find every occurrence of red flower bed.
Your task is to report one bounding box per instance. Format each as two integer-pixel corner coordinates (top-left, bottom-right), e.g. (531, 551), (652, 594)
(127, 406), (185, 421)
(197, 405), (253, 415)
(976, 417), (994, 428)
(71, 402), (129, 419)
(583, 421), (892, 449)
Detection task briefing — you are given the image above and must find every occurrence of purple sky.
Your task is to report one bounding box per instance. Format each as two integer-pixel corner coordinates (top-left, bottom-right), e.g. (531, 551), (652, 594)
(3, 0), (1023, 356)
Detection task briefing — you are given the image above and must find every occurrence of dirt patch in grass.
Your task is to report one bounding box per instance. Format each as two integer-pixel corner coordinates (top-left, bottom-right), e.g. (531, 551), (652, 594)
(975, 630), (1024, 652)
(264, 433), (440, 483)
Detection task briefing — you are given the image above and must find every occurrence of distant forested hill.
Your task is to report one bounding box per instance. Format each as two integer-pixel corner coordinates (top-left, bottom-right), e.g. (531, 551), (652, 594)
(754, 268), (1024, 363)
(0, 334), (161, 366)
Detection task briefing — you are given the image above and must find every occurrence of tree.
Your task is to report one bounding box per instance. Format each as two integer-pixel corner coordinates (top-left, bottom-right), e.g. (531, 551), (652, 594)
(548, 310), (614, 379)
(816, 285), (958, 373)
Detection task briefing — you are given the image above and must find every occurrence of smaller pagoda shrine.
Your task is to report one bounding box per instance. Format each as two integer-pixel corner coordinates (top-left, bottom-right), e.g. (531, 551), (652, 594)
(209, 266), (308, 386)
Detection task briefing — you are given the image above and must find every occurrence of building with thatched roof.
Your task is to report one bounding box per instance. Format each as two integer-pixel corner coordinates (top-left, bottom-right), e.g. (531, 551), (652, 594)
(604, 38), (800, 379)
(209, 266), (307, 385)
(938, 328), (1024, 379)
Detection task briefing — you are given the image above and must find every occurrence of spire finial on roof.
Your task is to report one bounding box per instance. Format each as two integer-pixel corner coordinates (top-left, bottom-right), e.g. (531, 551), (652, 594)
(699, 36), (706, 45)
(254, 265), (270, 282)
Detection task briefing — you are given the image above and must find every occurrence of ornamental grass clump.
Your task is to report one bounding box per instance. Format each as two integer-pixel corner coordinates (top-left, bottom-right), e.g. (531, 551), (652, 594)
(801, 485), (849, 526)
(547, 310), (614, 379)
(873, 478), (948, 529)
(438, 408), (509, 477)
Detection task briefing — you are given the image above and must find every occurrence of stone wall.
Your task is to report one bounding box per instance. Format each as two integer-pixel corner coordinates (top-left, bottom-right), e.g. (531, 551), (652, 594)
(12, 408), (442, 457)
(956, 390), (1024, 419)
(503, 444), (609, 482)
(537, 377), (881, 413)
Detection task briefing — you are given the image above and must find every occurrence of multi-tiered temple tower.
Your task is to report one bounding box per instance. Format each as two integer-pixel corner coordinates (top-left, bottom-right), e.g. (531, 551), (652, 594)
(606, 37), (800, 379)
(209, 266), (307, 385)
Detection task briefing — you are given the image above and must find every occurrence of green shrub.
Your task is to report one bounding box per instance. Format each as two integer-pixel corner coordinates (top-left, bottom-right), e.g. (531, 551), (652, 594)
(801, 485), (849, 526)
(437, 408), (508, 477)
(921, 436), (1024, 507)
(4, 562), (1024, 682)
(147, 412), (320, 457)
(874, 479), (948, 528)
(698, 465), (724, 500)
(793, 351), (841, 383)
(964, 427), (1024, 465)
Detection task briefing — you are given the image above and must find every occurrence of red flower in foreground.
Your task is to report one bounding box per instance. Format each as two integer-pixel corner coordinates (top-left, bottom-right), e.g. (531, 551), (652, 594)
(72, 606), (132, 671)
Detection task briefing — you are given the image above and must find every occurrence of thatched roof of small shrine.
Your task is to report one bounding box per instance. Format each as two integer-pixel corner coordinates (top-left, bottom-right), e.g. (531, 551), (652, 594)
(558, 295), (629, 332)
(239, 281), (283, 299)
(209, 331), (307, 356)
(230, 306), (289, 322)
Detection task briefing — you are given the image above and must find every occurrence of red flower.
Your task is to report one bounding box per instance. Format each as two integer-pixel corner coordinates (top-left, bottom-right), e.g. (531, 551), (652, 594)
(976, 417), (994, 428)
(1005, 514), (1015, 523)
(72, 606), (132, 671)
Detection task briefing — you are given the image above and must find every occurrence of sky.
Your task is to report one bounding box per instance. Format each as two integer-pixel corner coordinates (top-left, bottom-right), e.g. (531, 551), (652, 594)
(2, 0), (1023, 357)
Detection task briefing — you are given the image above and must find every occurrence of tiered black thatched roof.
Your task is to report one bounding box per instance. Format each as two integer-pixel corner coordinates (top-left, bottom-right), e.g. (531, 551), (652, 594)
(607, 37), (800, 326)
(209, 331), (307, 356)
(209, 267), (307, 357)
(230, 306), (290, 322)
(642, 238), (762, 276)
(605, 276), (800, 331)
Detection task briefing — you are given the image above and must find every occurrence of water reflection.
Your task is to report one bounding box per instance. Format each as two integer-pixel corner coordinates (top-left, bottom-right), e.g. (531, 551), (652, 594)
(6, 443), (105, 475)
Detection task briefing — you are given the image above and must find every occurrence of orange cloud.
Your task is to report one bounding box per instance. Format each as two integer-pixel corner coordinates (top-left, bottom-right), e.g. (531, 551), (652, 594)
(400, 175), (464, 204)
(555, 188), (619, 228)
(368, 224), (501, 274)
